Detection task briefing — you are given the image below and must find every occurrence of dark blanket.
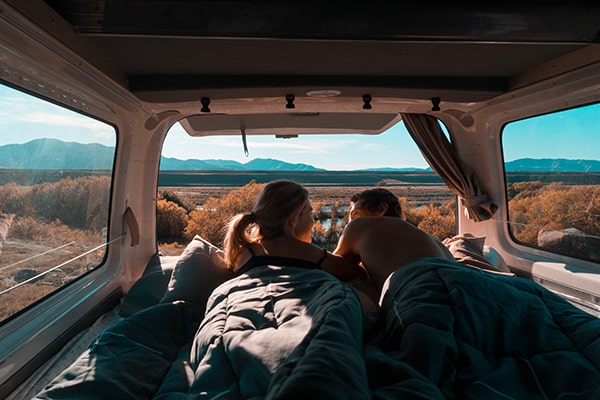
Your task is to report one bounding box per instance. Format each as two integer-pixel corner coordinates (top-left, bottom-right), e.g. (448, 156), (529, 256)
(35, 257), (600, 400)
(367, 257), (600, 400)
(187, 265), (370, 400)
(35, 265), (369, 400)
(34, 301), (204, 400)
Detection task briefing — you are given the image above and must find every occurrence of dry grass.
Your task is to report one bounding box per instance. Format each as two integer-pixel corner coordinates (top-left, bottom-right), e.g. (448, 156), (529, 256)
(0, 236), (104, 321)
(157, 184), (455, 257)
(161, 185), (454, 208)
(158, 241), (187, 256)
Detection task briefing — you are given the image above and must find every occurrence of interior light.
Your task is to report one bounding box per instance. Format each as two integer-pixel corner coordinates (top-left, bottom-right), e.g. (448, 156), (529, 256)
(306, 89), (341, 97)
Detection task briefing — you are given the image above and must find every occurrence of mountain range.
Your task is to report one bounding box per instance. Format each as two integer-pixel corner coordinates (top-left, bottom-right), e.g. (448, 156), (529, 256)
(0, 138), (599, 172)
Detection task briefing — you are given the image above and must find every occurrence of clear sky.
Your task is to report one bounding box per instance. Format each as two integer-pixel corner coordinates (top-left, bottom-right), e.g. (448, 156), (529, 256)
(0, 84), (598, 170)
(161, 122), (427, 170)
(0, 85), (115, 145)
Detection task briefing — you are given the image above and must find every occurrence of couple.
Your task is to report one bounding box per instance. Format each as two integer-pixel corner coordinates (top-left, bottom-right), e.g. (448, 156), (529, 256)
(221, 179), (453, 307)
(188, 180), (455, 397)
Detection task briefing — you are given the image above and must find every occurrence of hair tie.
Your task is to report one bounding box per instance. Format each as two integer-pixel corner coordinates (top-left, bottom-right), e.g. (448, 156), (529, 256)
(249, 212), (256, 222)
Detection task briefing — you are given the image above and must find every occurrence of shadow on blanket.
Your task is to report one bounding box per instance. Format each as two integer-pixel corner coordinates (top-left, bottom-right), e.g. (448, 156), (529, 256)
(35, 264), (370, 399)
(365, 257), (600, 400)
(35, 254), (600, 399)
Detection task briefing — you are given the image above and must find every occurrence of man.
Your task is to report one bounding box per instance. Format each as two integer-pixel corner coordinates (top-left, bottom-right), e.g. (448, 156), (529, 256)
(334, 188), (454, 298)
(348, 188), (404, 220)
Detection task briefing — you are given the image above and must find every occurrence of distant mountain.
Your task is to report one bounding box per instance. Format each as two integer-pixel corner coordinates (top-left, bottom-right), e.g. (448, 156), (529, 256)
(160, 157), (245, 170)
(0, 138), (114, 169)
(504, 158), (600, 172)
(1, 139), (599, 172)
(0, 139), (323, 171)
(244, 158), (323, 171)
(359, 167), (432, 172)
(160, 156), (323, 171)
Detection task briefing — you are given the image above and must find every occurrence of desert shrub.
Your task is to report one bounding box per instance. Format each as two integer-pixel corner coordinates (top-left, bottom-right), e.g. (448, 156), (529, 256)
(159, 190), (195, 212)
(312, 200), (327, 221)
(330, 200), (346, 220)
(10, 215), (99, 243)
(398, 197), (412, 222)
(0, 183), (35, 216)
(313, 219), (342, 250)
(506, 181), (544, 201)
(183, 181), (264, 247)
(27, 176), (110, 231)
(156, 198), (190, 241)
(312, 220), (327, 246)
(439, 197), (457, 218)
(403, 197), (456, 240)
(412, 203), (456, 240)
(508, 183), (600, 260)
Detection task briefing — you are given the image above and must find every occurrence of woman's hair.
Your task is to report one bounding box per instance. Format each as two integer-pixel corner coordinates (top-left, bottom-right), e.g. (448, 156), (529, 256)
(223, 180), (309, 269)
(351, 188), (403, 218)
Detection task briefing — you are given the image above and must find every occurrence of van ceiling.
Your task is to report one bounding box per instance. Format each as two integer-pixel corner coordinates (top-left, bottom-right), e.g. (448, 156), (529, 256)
(11, 1), (600, 103)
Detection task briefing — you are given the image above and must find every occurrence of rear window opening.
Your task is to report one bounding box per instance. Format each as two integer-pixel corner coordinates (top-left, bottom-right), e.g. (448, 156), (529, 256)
(157, 119), (457, 256)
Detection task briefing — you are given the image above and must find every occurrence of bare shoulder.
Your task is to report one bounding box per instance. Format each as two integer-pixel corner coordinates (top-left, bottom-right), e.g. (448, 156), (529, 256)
(349, 216), (415, 233)
(344, 216), (384, 232)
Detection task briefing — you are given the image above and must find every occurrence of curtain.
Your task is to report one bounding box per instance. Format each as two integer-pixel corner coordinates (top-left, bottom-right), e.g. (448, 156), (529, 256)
(401, 113), (497, 222)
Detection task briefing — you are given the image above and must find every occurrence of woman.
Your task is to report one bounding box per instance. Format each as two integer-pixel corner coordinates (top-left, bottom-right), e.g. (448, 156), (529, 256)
(223, 179), (366, 281)
(186, 180), (372, 399)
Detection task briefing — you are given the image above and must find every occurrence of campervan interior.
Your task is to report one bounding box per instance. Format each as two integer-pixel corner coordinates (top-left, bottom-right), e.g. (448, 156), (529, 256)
(0, 1), (599, 399)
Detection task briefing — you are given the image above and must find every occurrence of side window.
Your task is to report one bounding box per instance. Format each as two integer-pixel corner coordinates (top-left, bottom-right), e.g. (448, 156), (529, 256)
(502, 103), (600, 262)
(0, 83), (115, 323)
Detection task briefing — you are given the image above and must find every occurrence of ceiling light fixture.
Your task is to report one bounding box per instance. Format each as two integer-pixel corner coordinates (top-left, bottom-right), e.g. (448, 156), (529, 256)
(306, 89), (341, 98)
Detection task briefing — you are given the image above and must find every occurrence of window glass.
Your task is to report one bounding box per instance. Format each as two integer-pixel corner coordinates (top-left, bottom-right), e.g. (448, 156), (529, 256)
(157, 118), (456, 256)
(502, 103), (600, 261)
(0, 83), (115, 323)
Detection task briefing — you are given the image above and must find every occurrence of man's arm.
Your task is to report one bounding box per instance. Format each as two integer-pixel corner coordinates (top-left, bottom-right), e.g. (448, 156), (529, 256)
(333, 220), (362, 265)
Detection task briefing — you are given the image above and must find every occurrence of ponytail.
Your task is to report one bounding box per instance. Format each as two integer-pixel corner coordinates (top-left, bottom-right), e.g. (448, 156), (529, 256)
(223, 212), (258, 270)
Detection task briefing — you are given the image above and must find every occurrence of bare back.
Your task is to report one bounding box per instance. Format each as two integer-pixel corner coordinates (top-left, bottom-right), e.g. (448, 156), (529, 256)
(334, 216), (454, 292)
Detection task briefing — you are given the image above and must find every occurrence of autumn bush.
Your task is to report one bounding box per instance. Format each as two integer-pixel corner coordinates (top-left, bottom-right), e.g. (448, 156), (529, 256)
(509, 183), (596, 241)
(156, 198), (190, 241)
(407, 199), (457, 240)
(0, 182), (35, 216)
(157, 182), (457, 251)
(155, 180), (600, 263)
(159, 180), (600, 261)
(9, 215), (98, 243)
(159, 189), (195, 212)
(508, 182), (600, 261)
(182, 181), (264, 247)
(0, 176), (110, 232)
(0, 176), (110, 320)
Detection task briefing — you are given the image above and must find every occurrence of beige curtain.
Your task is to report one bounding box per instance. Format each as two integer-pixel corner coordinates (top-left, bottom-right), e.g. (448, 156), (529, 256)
(401, 113), (497, 222)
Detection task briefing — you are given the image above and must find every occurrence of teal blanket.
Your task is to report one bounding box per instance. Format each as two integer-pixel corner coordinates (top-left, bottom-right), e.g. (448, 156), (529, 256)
(188, 265), (369, 399)
(367, 257), (600, 399)
(35, 258), (600, 399)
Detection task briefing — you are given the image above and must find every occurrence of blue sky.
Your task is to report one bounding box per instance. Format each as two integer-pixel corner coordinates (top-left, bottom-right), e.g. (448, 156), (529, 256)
(0, 84), (598, 171)
(0, 85), (115, 145)
(161, 123), (427, 170)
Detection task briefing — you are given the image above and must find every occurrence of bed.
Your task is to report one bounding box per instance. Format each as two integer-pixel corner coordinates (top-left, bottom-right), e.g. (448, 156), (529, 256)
(34, 236), (600, 399)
